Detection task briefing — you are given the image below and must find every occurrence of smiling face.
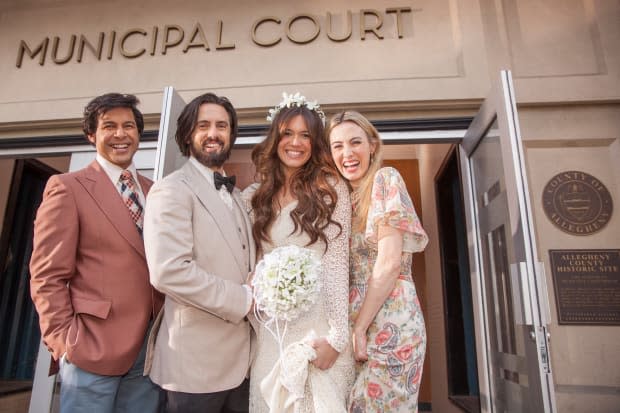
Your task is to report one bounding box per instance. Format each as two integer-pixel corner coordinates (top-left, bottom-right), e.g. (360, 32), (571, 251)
(188, 103), (232, 171)
(277, 114), (313, 178)
(328, 121), (376, 188)
(87, 107), (140, 169)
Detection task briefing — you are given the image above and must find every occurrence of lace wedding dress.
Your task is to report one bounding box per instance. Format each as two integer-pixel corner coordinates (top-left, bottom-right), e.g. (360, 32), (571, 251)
(244, 181), (355, 413)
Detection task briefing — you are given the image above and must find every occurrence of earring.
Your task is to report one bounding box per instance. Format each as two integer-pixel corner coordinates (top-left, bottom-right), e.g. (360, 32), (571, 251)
(370, 152), (374, 163)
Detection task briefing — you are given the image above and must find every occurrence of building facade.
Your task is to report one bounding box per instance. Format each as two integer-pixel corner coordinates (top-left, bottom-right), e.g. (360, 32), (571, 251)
(0, 1), (618, 412)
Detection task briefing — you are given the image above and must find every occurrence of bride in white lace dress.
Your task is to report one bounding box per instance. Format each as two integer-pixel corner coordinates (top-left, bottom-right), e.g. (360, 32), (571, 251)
(243, 94), (354, 412)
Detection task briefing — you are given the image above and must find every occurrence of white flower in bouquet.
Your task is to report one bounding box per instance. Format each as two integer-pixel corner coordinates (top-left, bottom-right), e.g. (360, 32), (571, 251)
(252, 245), (320, 322)
(252, 245), (321, 354)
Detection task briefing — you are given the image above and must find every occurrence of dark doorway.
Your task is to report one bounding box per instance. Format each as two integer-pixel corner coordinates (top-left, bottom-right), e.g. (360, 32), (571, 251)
(435, 147), (480, 412)
(0, 159), (58, 390)
(384, 158), (432, 411)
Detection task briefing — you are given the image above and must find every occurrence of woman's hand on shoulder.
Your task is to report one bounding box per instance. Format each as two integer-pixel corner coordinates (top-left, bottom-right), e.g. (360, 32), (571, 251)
(310, 337), (340, 370)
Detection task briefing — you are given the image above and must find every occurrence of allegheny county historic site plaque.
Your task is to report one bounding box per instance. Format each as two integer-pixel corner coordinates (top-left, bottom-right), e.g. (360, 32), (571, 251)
(549, 249), (620, 325)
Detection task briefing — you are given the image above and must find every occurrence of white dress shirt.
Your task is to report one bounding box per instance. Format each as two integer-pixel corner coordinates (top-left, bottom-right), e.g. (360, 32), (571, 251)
(96, 154), (145, 205)
(189, 156), (233, 210)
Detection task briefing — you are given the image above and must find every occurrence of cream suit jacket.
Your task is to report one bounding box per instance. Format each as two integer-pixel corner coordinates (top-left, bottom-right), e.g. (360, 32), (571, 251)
(143, 160), (256, 393)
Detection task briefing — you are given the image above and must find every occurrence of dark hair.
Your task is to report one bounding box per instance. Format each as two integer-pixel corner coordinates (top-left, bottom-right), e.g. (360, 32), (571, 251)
(250, 105), (340, 254)
(82, 93), (144, 140)
(175, 93), (238, 156)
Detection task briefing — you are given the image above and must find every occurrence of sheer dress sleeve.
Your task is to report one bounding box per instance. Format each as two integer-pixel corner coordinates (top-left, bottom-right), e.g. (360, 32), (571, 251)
(365, 167), (428, 253)
(240, 182), (259, 215)
(321, 179), (351, 353)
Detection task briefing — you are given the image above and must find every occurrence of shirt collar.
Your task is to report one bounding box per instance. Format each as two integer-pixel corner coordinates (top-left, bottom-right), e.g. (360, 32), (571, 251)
(96, 154), (139, 186)
(189, 156), (227, 187)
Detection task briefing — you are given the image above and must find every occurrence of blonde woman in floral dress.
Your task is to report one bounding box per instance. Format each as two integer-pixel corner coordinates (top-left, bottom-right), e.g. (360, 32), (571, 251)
(326, 111), (429, 412)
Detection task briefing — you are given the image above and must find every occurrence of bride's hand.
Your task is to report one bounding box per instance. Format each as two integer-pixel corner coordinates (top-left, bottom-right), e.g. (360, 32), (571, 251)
(352, 329), (368, 362)
(310, 338), (339, 370)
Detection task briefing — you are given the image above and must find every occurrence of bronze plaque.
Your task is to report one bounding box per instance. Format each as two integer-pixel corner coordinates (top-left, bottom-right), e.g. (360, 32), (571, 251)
(542, 171), (613, 236)
(549, 249), (620, 325)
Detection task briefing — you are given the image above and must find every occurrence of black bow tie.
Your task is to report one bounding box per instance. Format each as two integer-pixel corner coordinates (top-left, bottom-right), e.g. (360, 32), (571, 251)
(214, 171), (236, 193)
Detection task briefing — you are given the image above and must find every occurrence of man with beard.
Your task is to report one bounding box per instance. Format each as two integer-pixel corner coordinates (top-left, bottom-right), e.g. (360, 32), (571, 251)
(143, 93), (256, 413)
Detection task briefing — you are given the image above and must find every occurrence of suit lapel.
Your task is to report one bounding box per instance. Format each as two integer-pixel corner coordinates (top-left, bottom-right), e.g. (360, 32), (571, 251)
(137, 173), (153, 196)
(77, 161), (146, 258)
(181, 162), (247, 275)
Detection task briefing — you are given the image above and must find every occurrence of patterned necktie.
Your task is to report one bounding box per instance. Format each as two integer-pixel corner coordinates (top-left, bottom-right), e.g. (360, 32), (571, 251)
(118, 170), (144, 234)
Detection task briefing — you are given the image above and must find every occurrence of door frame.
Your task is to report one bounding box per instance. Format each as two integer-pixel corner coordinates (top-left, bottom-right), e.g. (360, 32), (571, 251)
(458, 70), (556, 412)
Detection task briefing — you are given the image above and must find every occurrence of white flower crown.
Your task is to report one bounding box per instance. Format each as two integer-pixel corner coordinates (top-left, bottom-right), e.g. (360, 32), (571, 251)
(266, 92), (326, 124)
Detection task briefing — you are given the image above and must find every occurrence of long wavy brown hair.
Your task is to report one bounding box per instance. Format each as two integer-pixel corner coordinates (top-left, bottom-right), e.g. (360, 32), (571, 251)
(251, 105), (340, 254)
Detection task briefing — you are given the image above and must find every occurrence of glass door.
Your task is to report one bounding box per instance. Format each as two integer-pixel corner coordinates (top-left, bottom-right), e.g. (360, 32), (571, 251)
(153, 86), (186, 180)
(459, 71), (556, 412)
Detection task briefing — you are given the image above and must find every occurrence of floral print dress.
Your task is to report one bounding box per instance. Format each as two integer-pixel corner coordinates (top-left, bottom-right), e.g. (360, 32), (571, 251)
(348, 167), (429, 413)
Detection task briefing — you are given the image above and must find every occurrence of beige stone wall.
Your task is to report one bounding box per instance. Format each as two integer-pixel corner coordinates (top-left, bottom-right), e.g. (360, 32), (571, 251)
(521, 104), (620, 412)
(479, 0), (619, 103)
(0, 0), (491, 128)
(0, 1), (616, 129)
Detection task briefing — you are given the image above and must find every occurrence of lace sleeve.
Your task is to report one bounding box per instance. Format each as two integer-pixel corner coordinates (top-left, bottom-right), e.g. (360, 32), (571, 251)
(321, 179), (351, 353)
(240, 183), (259, 215)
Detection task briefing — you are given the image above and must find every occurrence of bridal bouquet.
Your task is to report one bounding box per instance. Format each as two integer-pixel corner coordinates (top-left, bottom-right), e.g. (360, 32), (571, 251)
(252, 245), (320, 350)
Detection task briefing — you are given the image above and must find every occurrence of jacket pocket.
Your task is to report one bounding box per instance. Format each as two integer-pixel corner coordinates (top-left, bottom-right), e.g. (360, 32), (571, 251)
(72, 296), (112, 319)
(66, 297), (113, 354)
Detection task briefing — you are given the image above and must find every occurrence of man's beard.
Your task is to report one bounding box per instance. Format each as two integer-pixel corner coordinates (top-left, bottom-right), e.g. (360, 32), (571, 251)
(190, 139), (231, 168)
